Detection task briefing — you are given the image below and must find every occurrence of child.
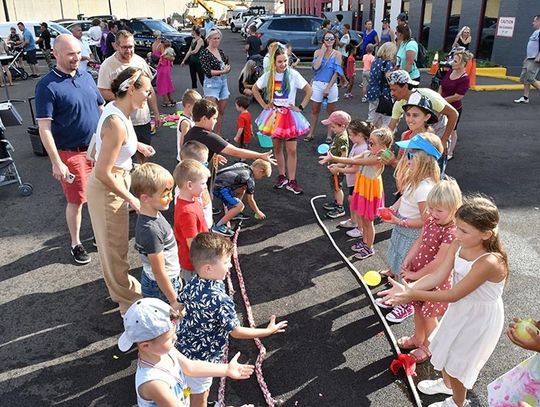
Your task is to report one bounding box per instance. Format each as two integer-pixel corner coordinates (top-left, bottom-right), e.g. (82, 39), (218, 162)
(344, 44), (357, 99)
(286, 42), (300, 68)
(377, 133), (443, 324)
(176, 233), (288, 407)
(332, 120), (372, 237)
(233, 95), (253, 149)
(252, 43), (313, 195)
(118, 298), (255, 406)
(320, 127), (394, 259)
(320, 111), (351, 219)
(156, 39), (176, 107)
(212, 159), (272, 236)
(361, 43), (375, 102)
(396, 178), (462, 364)
(379, 195), (508, 407)
(177, 89), (202, 162)
(173, 159), (211, 284)
(132, 163), (183, 312)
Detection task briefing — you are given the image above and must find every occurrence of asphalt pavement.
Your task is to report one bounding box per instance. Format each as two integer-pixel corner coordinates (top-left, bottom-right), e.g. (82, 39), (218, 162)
(1, 30), (539, 407)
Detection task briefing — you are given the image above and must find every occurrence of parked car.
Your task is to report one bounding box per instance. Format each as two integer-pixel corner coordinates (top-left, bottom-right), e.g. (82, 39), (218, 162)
(230, 11), (253, 33)
(0, 21), (71, 55)
(241, 15), (272, 38)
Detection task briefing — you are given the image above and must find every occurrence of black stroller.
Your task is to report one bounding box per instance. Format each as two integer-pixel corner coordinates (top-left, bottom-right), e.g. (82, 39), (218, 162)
(430, 46), (466, 90)
(5, 49), (29, 81)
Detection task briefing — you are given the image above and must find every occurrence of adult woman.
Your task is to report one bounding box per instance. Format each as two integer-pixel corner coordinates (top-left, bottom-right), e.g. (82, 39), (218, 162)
(361, 20), (379, 56)
(200, 28), (230, 135)
(87, 67), (155, 315)
(181, 25), (205, 89)
(380, 18), (395, 45)
(303, 31), (343, 143)
(366, 42), (397, 128)
(0, 37), (13, 86)
(238, 59), (259, 96)
(396, 23), (420, 82)
(439, 49), (471, 160)
(149, 30), (163, 65)
(452, 26), (472, 50)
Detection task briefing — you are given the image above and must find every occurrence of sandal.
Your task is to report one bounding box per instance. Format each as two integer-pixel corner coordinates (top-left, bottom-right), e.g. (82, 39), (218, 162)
(303, 135), (314, 142)
(410, 345), (432, 364)
(397, 335), (420, 350)
(353, 246), (374, 260)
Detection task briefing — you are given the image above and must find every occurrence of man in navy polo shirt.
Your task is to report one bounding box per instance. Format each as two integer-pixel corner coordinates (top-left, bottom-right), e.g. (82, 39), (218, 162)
(36, 34), (104, 264)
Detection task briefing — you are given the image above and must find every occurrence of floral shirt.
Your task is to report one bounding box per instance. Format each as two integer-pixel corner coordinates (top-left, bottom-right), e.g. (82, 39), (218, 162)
(176, 276), (239, 363)
(200, 48), (227, 78)
(366, 58), (394, 102)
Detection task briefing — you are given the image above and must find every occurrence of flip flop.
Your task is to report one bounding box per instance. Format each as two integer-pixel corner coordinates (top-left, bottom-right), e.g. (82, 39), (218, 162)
(410, 345), (432, 364)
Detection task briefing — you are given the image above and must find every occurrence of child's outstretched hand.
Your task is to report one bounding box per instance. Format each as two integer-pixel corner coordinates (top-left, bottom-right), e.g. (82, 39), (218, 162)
(255, 210), (266, 220)
(328, 164), (340, 175)
(260, 151), (277, 166)
(318, 151), (334, 165)
(226, 352), (255, 380)
(378, 277), (412, 306)
(267, 315), (288, 335)
(506, 318), (540, 352)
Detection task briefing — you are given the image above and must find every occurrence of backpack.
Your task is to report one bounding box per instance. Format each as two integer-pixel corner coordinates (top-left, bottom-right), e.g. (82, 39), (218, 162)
(415, 41), (428, 68)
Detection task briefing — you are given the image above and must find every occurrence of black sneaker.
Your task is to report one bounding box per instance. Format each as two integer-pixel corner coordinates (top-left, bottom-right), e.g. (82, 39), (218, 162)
(232, 212), (250, 221)
(71, 244), (91, 264)
(327, 205), (346, 218)
(212, 206), (222, 216)
(323, 201), (338, 210)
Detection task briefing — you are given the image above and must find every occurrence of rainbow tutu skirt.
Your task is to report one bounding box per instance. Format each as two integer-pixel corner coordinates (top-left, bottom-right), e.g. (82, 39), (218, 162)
(255, 107), (310, 140)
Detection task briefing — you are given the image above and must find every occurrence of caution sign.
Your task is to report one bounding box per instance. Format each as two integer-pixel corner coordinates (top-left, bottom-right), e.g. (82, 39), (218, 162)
(496, 17), (515, 38)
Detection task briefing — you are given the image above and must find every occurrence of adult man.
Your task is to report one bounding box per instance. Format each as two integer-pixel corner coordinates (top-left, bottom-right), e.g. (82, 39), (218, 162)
(97, 30), (161, 163)
(244, 25), (262, 59)
(388, 70), (458, 159)
(17, 22), (39, 78)
(35, 34), (104, 264)
(514, 15), (540, 104)
(36, 22), (53, 71)
(331, 14), (344, 38)
(104, 21), (118, 58)
(71, 24), (93, 71)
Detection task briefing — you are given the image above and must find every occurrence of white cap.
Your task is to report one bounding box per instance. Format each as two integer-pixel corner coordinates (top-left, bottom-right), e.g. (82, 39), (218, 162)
(118, 298), (173, 352)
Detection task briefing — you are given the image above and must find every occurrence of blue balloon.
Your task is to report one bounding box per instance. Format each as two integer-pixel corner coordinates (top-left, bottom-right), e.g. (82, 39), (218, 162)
(317, 143), (330, 155)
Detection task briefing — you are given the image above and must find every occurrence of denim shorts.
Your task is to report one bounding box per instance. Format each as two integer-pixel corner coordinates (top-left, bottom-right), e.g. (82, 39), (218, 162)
(213, 187), (241, 209)
(203, 75), (230, 100)
(141, 271), (182, 304)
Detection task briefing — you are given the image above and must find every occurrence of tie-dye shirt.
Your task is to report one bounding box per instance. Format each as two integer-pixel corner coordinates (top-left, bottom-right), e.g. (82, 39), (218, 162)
(255, 69), (308, 107)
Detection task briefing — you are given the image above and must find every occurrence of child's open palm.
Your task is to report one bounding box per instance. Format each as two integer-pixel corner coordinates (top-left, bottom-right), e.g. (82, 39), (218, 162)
(378, 277), (413, 306)
(226, 352), (255, 380)
(267, 315), (288, 334)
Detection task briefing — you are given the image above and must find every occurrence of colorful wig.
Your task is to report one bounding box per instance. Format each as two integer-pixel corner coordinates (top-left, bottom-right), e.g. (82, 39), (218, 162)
(263, 43), (290, 104)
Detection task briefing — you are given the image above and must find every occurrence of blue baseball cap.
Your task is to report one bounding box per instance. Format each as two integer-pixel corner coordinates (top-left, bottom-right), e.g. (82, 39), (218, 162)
(395, 134), (442, 160)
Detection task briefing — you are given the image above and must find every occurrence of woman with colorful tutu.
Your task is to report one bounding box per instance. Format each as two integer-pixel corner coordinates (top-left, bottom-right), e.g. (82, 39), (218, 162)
(252, 43), (312, 195)
(156, 39), (176, 107)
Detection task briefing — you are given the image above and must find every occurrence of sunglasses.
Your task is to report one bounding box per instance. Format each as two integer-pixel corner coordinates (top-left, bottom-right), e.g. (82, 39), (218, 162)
(406, 151), (417, 160)
(324, 37), (335, 42)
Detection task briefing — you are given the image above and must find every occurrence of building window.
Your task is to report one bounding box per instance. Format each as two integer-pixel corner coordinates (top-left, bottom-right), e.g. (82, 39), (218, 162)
(420, 0), (432, 48)
(402, 0), (410, 14)
(477, 0), (499, 59)
(444, 0), (462, 51)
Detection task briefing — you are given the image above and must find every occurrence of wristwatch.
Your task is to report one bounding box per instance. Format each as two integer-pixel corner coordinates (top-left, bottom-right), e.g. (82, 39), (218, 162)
(297, 104), (304, 111)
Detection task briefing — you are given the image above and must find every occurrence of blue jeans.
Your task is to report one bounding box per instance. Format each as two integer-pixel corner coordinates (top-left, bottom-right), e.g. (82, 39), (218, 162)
(141, 271), (182, 304)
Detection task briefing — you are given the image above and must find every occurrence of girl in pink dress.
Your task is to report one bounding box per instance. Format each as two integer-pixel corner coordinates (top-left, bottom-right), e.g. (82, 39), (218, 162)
(156, 39), (176, 107)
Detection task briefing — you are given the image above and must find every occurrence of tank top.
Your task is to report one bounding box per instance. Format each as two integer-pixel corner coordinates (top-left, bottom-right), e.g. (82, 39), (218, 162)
(95, 102), (138, 170)
(380, 29), (392, 44)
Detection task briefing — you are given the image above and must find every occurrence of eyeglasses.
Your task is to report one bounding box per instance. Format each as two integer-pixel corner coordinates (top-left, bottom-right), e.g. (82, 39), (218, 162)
(406, 151), (416, 160)
(324, 37), (335, 42)
(119, 45), (134, 50)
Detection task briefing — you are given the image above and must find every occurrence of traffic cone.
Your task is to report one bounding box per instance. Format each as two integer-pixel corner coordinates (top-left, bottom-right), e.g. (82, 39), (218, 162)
(466, 58), (477, 87)
(429, 51), (439, 75)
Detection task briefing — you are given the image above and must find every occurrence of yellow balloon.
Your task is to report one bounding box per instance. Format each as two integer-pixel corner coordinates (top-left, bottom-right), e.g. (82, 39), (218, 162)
(364, 270), (382, 287)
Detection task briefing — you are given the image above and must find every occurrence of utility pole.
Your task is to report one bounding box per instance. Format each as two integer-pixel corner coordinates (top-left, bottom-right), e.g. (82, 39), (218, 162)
(2, 0), (9, 21)
(108, 0), (112, 15)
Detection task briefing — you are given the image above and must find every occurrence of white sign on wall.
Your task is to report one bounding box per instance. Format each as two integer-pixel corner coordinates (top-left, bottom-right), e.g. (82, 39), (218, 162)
(496, 17), (515, 38)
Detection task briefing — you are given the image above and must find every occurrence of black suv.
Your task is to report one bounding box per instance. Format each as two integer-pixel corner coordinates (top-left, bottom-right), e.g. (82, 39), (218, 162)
(125, 18), (192, 63)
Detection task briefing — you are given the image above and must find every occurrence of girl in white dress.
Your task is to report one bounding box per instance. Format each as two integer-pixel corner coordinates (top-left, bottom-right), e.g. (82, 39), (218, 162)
(379, 195), (508, 407)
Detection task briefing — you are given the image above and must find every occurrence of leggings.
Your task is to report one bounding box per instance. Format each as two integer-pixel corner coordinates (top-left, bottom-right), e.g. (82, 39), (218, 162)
(189, 61), (205, 89)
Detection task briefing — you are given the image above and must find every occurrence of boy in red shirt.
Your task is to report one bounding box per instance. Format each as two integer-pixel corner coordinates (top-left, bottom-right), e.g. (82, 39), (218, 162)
(173, 159), (211, 284)
(233, 95), (253, 149)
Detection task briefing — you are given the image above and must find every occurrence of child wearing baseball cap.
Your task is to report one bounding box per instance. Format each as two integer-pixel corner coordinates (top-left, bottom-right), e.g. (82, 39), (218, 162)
(118, 298), (254, 406)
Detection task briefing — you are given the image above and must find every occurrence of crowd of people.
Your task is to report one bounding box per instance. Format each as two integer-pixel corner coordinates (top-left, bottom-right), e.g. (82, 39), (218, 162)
(28, 12), (540, 407)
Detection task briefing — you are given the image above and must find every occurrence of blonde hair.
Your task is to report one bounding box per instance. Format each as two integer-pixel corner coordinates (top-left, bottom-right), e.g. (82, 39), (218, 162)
(182, 89), (202, 106)
(173, 159), (210, 188)
(371, 127), (394, 148)
(427, 177), (462, 212)
(131, 163), (173, 198)
(377, 41), (397, 60)
(252, 159), (272, 177)
(453, 49), (473, 66)
(394, 132), (442, 194)
(180, 140), (209, 162)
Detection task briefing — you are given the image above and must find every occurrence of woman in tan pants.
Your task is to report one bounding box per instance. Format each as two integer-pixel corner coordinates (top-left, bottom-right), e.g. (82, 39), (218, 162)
(87, 67), (155, 315)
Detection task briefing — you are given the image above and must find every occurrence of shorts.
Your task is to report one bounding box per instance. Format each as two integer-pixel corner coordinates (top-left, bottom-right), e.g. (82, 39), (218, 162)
(311, 80), (339, 103)
(134, 122), (152, 145)
(141, 271), (182, 304)
(213, 186), (241, 209)
(362, 71), (370, 87)
(367, 100), (392, 128)
(58, 150), (93, 204)
(329, 173), (344, 192)
(520, 58), (540, 85)
(25, 49), (37, 65)
(203, 75), (230, 101)
(185, 375), (213, 394)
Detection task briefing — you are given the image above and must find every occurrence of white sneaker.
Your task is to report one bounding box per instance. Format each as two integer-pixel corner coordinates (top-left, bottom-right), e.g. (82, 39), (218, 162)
(418, 378), (454, 396)
(428, 396), (470, 407)
(338, 219), (357, 228)
(513, 96), (529, 104)
(346, 227), (363, 238)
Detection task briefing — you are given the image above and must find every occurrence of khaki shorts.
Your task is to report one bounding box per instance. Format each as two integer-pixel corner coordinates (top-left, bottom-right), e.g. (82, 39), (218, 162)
(362, 71), (371, 87)
(520, 58), (540, 85)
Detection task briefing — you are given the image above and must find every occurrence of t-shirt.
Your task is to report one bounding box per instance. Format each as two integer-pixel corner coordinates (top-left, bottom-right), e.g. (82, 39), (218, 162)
(396, 39), (420, 80)
(78, 39), (92, 71)
(38, 29), (51, 50)
(346, 54), (356, 79)
(362, 30), (378, 53)
(236, 111), (252, 144)
(330, 130), (349, 157)
(183, 126), (228, 163)
(399, 178), (435, 219)
(392, 88), (448, 120)
(362, 54), (375, 72)
(346, 142), (368, 187)
(135, 213), (181, 280)
(440, 70), (470, 110)
(255, 69), (308, 107)
(21, 29), (36, 51)
(526, 28), (540, 59)
(88, 26), (102, 43)
(176, 114), (194, 162)
(214, 162), (256, 194)
(97, 53), (153, 125)
(246, 34), (262, 57)
(105, 31), (116, 57)
(174, 197), (208, 271)
(176, 276), (240, 363)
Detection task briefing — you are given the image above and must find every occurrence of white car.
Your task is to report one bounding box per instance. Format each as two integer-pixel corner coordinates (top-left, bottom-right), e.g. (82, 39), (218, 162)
(230, 11), (253, 33)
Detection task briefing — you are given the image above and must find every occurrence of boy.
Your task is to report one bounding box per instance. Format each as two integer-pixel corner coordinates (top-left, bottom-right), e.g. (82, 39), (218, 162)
(233, 96), (253, 149)
(176, 233), (288, 407)
(118, 297), (254, 406)
(177, 89), (202, 162)
(212, 159), (271, 236)
(321, 111), (350, 219)
(344, 44), (357, 99)
(173, 159), (211, 284)
(132, 163), (183, 312)
(362, 43), (375, 102)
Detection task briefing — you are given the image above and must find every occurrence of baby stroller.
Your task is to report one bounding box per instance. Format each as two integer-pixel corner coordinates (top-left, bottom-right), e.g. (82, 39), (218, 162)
(430, 46), (466, 90)
(0, 123), (33, 196)
(6, 49), (29, 81)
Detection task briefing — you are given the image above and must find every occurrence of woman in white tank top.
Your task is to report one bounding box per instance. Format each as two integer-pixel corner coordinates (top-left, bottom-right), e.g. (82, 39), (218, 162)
(87, 67), (156, 316)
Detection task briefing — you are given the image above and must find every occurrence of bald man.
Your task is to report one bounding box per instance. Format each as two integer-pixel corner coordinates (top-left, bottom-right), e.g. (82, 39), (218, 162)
(35, 34), (105, 265)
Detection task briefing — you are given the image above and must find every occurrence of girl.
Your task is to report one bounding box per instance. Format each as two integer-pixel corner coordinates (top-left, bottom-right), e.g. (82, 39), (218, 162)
(397, 178), (462, 364)
(377, 132), (443, 324)
(380, 195), (508, 407)
(344, 44), (357, 99)
(252, 43), (312, 195)
(156, 39), (176, 107)
(238, 59), (259, 97)
(320, 127), (394, 259)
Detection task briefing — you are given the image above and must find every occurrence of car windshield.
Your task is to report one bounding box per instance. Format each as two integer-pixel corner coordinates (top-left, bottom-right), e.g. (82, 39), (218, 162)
(144, 20), (176, 33)
(49, 22), (72, 34)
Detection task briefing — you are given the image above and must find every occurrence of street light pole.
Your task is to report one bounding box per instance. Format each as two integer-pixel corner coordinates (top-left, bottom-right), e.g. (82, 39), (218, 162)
(2, 0), (10, 21)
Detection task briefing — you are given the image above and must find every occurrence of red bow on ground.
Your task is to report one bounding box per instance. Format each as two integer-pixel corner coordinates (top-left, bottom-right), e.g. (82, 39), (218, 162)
(390, 353), (417, 377)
